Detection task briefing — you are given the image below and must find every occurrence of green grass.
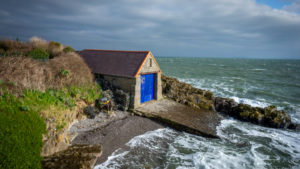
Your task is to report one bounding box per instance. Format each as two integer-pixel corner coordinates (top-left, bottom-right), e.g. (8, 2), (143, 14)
(0, 83), (102, 168)
(0, 93), (46, 169)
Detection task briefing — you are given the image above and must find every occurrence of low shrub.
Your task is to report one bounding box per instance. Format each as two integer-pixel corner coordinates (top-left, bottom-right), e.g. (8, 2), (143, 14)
(63, 46), (75, 53)
(28, 48), (49, 59)
(0, 39), (33, 55)
(0, 93), (46, 169)
(29, 36), (48, 50)
(48, 41), (63, 59)
(49, 41), (61, 47)
(0, 51), (24, 58)
(60, 69), (70, 77)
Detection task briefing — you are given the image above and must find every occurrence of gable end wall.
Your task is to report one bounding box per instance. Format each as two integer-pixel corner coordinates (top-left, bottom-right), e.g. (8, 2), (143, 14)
(139, 53), (160, 74)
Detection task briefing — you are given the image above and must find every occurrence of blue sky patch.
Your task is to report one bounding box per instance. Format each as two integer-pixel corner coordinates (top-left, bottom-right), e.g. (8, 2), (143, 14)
(256, 0), (292, 9)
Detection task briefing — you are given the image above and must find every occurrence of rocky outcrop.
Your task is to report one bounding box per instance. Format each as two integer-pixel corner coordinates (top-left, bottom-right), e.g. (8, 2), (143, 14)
(214, 97), (300, 130)
(161, 75), (299, 130)
(161, 74), (215, 111)
(41, 101), (87, 157)
(41, 144), (102, 169)
(95, 77), (130, 111)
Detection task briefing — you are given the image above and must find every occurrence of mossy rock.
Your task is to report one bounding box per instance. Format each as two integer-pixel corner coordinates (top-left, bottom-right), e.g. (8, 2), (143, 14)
(273, 117), (283, 124)
(240, 111), (250, 118)
(270, 110), (280, 118)
(198, 102), (211, 110)
(204, 91), (214, 100)
(238, 104), (252, 112)
(249, 111), (264, 123)
(255, 107), (264, 114)
(264, 105), (277, 116)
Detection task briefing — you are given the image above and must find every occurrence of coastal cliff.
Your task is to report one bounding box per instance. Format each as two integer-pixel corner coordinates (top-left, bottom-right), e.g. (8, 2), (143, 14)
(0, 38), (102, 169)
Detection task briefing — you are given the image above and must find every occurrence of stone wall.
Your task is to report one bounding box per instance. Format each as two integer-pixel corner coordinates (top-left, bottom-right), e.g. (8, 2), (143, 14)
(100, 72), (162, 109)
(155, 72), (162, 100)
(102, 74), (138, 109)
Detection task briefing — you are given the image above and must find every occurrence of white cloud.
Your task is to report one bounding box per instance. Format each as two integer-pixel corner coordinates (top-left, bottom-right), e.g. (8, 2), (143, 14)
(0, 0), (300, 58)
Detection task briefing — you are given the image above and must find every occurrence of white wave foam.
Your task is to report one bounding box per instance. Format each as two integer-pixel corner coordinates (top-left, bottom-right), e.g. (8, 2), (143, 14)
(231, 96), (270, 108)
(126, 128), (176, 149)
(213, 119), (300, 168)
(165, 124), (267, 169)
(94, 128), (178, 169)
(94, 150), (129, 169)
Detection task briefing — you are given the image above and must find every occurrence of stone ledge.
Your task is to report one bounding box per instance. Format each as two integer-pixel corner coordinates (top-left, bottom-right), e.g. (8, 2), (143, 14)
(129, 99), (222, 138)
(42, 144), (102, 169)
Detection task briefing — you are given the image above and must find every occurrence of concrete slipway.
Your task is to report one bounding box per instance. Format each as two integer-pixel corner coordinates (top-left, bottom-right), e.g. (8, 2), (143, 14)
(130, 99), (222, 138)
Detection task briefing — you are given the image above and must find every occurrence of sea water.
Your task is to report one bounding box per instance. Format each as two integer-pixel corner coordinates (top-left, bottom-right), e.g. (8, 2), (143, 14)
(95, 58), (300, 169)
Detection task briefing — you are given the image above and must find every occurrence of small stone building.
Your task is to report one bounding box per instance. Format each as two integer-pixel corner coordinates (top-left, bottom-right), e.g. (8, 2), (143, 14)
(80, 49), (162, 108)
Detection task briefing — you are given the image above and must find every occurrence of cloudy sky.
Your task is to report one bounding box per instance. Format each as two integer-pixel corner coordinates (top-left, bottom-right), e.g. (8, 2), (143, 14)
(1, 0), (300, 59)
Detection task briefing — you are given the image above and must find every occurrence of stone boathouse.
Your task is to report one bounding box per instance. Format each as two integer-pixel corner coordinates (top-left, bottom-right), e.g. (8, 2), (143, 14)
(80, 49), (162, 108)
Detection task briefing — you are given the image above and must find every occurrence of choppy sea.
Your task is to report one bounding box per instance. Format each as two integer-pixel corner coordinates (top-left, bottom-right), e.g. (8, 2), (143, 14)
(95, 58), (300, 169)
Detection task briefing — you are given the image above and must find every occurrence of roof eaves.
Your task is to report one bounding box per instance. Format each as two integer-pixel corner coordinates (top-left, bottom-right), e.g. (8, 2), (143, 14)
(83, 49), (150, 53)
(149, 52), (162, 73)
(134, 51), (151, 77)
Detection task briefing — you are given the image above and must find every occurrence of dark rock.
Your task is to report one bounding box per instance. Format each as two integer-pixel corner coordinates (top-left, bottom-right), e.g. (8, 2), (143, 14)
(115, 89), (130, 111)
(213, 97), (299, 130)
(288, 123), (300, 130)
(95, 76), (131, 111)
(42, 144), (102, 169)
(83, 106), (98, 119)
(214, 97), (238, 115)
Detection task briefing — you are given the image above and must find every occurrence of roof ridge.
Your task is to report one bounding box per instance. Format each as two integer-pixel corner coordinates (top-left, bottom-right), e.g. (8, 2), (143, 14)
(83, 49), (150, 53)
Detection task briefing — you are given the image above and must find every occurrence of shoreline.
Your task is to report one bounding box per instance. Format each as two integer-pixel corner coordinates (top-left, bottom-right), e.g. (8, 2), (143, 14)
(70, 112), (166, 165)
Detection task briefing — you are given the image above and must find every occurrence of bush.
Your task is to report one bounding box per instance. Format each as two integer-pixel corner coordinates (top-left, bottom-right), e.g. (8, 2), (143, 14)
(29, 36), (48, 50)
(63, 46), (75, 53)
(0, 52), (94, 95)
(28, 48), (49, 59)
(49, 41), (61, 47)
(0, 93), (46, 169)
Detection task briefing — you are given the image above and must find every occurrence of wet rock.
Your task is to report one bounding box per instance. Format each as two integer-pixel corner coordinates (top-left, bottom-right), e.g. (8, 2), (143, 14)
(214, 97), (238, 115)
(287, 123), (300, 130)
(41, 144), (102, 169)
(214, 97), (299, 130)
(161, 74), (215, 111)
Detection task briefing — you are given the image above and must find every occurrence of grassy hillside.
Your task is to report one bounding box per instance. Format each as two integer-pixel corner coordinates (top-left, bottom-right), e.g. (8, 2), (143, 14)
(0, 37), (101, 168)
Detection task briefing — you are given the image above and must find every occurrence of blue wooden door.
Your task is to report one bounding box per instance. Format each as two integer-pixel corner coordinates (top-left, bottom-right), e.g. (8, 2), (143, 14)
(141, 74), (155, 103)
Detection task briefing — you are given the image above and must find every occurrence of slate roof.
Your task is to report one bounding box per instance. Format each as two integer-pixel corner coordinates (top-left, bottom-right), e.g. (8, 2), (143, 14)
(80, 49), (150, 77)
